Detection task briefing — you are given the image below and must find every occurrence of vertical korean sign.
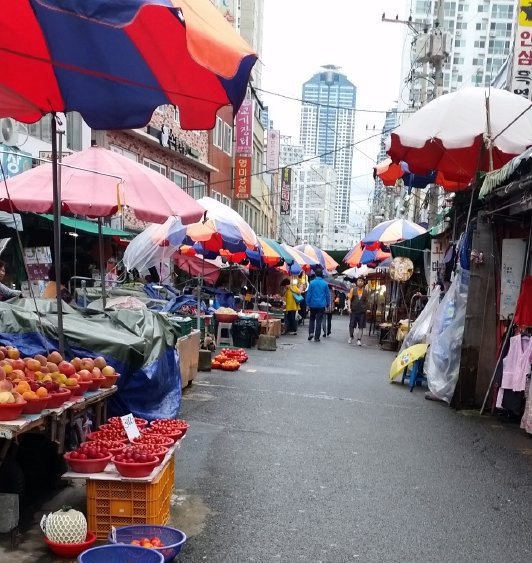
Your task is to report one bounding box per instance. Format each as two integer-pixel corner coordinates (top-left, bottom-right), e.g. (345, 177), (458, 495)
(266, 129), (280, 171)
(234, 156), (251, 200)
(235, 99), (253, 156)
(280, 167), (291, 216)
(509, 1), (532, 100)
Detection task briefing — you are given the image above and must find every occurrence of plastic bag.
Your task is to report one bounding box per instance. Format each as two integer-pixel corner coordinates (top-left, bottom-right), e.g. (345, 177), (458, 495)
(425, 270), (469, 403)
(398, 287), (441, 354)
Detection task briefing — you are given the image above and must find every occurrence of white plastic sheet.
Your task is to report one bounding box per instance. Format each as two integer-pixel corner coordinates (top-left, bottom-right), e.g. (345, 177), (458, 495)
(425, 270), (469, 403)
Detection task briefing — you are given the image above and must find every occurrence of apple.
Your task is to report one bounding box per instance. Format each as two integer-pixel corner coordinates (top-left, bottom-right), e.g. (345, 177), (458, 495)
(46, 362), (60, 374)
(0, 346), (7, 357)
(25, 359), (42, 372)
(71, 357), (83, 371)
(7, 348), (20, 360)
(12, 359), (25, 371)
(91, 367), (102, 378)
(102, 365), (115, 376)
(0, 351), (4, 361)
(94, 356), (107, 370)
(11, 369), (25, 380)
(80, 358), (95, 371)
(78, 370), (93, 382)
(58, 361), (76, 377)
(34, 354), (47, 367)
(47, 351), (63, 365)
(39, 366), (50, 374)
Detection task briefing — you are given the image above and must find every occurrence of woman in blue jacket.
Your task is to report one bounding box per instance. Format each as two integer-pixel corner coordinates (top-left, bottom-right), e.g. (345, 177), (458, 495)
(304, 269), (330, 342)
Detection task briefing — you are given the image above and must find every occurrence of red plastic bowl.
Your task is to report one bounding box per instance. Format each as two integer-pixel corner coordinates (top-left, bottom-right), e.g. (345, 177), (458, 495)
(134, 434), (174, 448)
(0, 402), (26, 421)
(44, 531), (96, 557)
(108, 416), (148, 428)
(69, 384), (82, 396)
(112, 456), (159, 478)
(100, 373), (120, 388)
(151, 420), (190, 437)
(125, 445), (169, 464)
(215, 312), (238, 323)
(64, 451), (111, 474)
(22, 396), (49, 414)
(87, 376), (106, 391)
(46, 389), (71, 409)
(77, 380), (92, 394)
(80, 440), (126, 456)
(87, 431), (127, 443)
(142, 426), (183, 443)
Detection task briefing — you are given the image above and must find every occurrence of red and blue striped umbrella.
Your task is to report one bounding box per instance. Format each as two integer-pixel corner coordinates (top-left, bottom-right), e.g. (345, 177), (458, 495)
(295, 244), (338, 271)
(0, 0), (256, 130)
(344, 243), (391, 268)
(362, 219), (426, 247)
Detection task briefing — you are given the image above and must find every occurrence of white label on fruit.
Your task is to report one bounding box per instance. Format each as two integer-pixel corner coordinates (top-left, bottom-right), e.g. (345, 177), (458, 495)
(120, 413), (141, 441)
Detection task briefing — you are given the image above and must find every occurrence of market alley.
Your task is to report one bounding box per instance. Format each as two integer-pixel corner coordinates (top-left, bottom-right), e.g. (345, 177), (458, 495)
(173, 317), (532, 563)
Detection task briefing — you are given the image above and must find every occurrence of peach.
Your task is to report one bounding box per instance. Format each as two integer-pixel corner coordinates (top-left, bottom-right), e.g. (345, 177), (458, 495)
(80, 358), (95, 371)
(34, 354), (48, 367)
(46, 362), (60, 374)
(47, 351), (63, 365)
(26, 359), (42, 372)
(71, 357), (83, 371)
(102, 365), (115, 376)
(7, 347), (20, 360)
(93, 356), (107, 370)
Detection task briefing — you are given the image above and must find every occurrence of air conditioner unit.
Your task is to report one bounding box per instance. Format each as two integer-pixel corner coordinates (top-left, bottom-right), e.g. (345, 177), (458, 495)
(0, 118), (18, 146)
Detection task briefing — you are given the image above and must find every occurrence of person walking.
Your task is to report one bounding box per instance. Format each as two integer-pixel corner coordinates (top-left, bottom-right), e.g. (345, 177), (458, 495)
(322, 284), (335, 338)
(297, 271), (308, 325)
(305, 268), (330, 342)
(280, 278), (301, 335)
(348, 276), (370, 346)
(0, 260), (22, 301)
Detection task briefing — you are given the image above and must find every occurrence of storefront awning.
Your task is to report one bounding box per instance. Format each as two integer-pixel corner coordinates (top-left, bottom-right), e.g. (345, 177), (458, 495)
(39, 214), (133, 237)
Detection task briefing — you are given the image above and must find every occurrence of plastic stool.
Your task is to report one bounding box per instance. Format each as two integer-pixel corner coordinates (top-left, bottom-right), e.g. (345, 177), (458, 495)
(216, 322), (233, 347)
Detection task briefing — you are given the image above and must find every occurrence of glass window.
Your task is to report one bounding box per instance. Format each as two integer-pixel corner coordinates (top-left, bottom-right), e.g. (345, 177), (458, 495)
(28, 118), (52, 143)
(66, 112), (83, 151)
(189, 179), (206, 199)
(170, 169), (187, 188)
(223, 123), (233, 155)
(214, 117), (223, 149)
(143, 158), (166, 176)
(222, 195), (231, 207)
(110, 145), (138, 161)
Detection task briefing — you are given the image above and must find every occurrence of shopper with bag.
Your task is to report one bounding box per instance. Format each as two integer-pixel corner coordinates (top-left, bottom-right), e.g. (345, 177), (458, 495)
(281, 278), (302, 335)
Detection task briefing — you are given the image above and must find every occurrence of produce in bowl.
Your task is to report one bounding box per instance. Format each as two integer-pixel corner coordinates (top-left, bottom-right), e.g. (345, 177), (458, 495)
(112, 452), (159, 478)
(151, 418), (189, 437)
(133, 433), (175, 448)
(123, 444), (169, 464)
(65, 443), (111, 473)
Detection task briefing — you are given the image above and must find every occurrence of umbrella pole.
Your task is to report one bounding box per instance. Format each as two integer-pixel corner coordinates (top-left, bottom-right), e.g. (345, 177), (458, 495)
(197, 258), (204, 331)
(98, 218), (107, 309)
(51, 114), (65, 356)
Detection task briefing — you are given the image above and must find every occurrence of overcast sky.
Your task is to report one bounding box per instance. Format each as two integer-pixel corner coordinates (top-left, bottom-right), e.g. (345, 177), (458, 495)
(260, 0), (409, 221)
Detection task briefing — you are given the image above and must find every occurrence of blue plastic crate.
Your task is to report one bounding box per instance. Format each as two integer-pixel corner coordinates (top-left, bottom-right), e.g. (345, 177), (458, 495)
(78, 544), (164, 563)
(108, 525), (187, 562)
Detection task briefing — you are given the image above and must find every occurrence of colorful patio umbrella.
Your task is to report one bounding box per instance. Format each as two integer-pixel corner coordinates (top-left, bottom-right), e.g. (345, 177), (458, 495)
(123, 197), (258, 271)
(255, 237), (294, 268)
(294, 244), (338, 272)
(362, 219), (426, 247)
(280, 244), (319, 272)
(343, 243), (391, 268)
(387, 87), (532, 185)
(0, 1), (257, 130)
(0, 146), (204, 224)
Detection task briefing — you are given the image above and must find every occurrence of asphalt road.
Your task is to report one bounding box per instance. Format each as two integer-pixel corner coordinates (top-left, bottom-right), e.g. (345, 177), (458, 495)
(173, 316), (532, 563)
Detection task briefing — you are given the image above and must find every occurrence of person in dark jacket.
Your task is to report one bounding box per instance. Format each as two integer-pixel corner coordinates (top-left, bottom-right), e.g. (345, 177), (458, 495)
(305, 268), (330, 342)
(348, 276), (370, 346)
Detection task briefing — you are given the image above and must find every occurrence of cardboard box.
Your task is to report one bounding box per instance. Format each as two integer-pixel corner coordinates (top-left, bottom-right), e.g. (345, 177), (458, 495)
(176, 330), (201, 388)
(260, 319), (282, 338)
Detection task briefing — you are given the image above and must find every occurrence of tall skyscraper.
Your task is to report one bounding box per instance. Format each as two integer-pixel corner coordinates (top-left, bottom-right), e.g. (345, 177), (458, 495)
(403, 0), (516, 108)
(299, 66), (356, 228)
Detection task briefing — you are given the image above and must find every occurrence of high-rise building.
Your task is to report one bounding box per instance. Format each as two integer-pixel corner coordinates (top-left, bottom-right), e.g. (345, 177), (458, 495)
(299, 66), (356, 229)
(239, 0), (264, 88)
(403, 0), (516, 108)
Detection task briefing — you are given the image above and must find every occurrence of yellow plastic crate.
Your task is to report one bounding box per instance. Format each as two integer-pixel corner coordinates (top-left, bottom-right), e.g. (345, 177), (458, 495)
(87, 459), (173, 539)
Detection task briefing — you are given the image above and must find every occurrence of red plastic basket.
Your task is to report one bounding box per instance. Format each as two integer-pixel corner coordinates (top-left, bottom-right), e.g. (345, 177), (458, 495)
(47, 389), (71, 409)
(112, 457), (160, 478)
(0, 401), (26, 421)
(44, 531), (97, 557)
(22, 396), (49, 414)
(64, 452), (111, 474)
(88, 376), (106, 391)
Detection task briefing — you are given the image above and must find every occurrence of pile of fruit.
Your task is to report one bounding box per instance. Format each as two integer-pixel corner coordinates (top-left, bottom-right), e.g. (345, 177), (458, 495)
(211, 348), (248, 370)
(150, 418), (189, 437)
(68, 442), (110, 461)
(130, 536), (164, 548)
(0, 346), (120, 415)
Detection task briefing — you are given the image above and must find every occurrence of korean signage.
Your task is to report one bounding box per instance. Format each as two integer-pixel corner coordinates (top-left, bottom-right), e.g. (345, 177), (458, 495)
(500, 238), (527, 319)
(0, 145), (32, 179)
(234, 156), (251, 200)
(266, 129), (280, 172)
(235, 99), (253, 156)
(509, 1), (532, 100)
(280, 167), (291, 216)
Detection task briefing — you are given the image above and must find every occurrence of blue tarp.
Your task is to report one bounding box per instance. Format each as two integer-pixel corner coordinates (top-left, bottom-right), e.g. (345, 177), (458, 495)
(0, 299), (181, 421)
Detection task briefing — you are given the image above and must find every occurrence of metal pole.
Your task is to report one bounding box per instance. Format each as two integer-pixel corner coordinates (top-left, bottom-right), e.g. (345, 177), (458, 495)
(98, 218), (107, 309)
(51, 114), (65, 355)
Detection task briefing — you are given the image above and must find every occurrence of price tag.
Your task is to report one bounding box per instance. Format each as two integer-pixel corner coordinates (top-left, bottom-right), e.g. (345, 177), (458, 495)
(120, 413), (141, 442)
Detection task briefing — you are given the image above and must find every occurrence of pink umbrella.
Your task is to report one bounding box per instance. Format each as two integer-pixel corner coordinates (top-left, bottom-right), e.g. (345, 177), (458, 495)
(0, 146), (204, 225)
